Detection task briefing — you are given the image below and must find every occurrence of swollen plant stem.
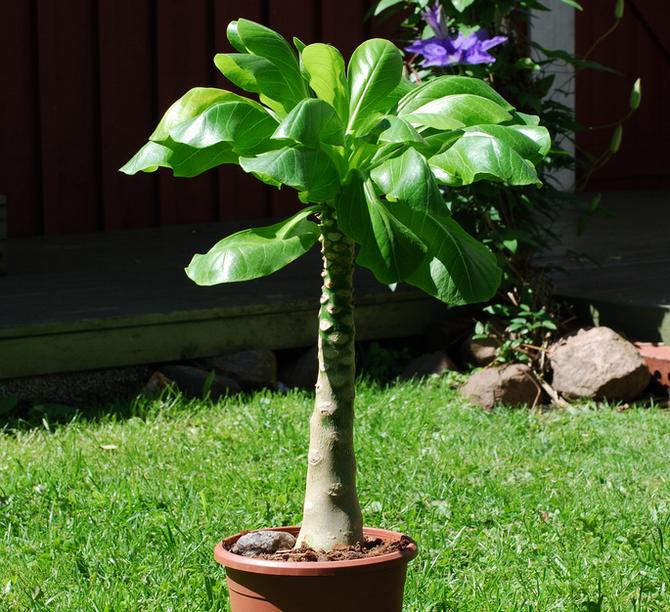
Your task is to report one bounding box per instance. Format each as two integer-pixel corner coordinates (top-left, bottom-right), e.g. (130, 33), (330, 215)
(295, 205), (364, 551)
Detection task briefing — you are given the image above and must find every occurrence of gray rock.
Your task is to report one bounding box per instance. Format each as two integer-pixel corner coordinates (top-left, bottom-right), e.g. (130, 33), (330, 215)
(231, 530), (296, 557)
(549, 327), (650, 401)
(279, 346), (318, 390)
(399, 351), (458, 380)
(460, 335), (500, 367)
(460, 363), (542, 410)
(201, 349), (277, 390)
(157, 365), (240, 399)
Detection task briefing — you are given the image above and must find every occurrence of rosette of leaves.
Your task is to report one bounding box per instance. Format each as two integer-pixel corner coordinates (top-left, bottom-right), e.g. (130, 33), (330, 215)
(122, 18), (548, 551)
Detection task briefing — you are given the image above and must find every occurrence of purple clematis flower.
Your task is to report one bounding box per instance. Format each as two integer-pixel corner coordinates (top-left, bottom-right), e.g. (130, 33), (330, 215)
(406, 2), (507, 66)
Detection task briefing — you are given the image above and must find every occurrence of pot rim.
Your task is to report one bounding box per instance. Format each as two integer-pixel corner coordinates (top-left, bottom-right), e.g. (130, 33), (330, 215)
(214, 526), (418, 576)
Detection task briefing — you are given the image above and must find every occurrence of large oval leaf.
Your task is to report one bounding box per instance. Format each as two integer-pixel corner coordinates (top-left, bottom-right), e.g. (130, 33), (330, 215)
(394, 207), (502, 304)
(403, 94), (512, 130)
(460, 124), (551, 164)
(235, 19), (308, 110)
(186, 207), (320, 286)
(347, 39), (403, 133)
(302, 44), (349, 122)
(335, 172), (426, 284)
(169, 101), (277, 155)
(272, 99), (344, 148)
(214, 53), (288, 115)
(398, 75), (513, 114)
(370, 148), (443, 213)
(120, 140), (238, 177)
(240, 147), (341, 203)
(149, 88), (246, 143)
(429, 134), (541, 186)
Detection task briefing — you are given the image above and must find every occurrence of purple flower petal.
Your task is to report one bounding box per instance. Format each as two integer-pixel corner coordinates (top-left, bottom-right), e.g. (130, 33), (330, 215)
(480, 35), (508, 52)
(422, 2), (448, 39)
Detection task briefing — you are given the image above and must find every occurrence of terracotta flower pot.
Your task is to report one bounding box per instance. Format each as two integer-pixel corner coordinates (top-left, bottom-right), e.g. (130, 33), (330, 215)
(214, 526), (418, 612)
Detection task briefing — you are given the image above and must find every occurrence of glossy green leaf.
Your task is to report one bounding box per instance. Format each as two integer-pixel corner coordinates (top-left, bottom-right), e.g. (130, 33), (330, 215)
(236, 19), (307, 108)
(169, 101), (277, 154)
(397, 208), (502, 304)
(404, 94), (512, 130)
(226, 21), (247, 53)
(214, 54), (287, 115)
(149, 88), (244, 142)
(347, 39), (403, 132)
(461, 124), (551, 163)
(185, 207), (320, 286)
(240, 147), (340, 203)
(398, 76), (514, 114)
(377, 116), (426, 145)
(302, 44), (349, 122)
(429, 134), (541, 187)
(120, 140), (238, 177)
(272, 99), (345, 148)
(335, 172), (427, 283)
(370, 148), (442, 213)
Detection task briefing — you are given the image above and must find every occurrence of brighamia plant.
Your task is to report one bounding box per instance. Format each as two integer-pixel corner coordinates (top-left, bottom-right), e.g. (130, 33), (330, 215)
(122, 18), (549, 552)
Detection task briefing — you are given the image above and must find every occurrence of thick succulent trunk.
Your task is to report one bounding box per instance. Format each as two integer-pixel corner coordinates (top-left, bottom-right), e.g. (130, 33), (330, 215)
(295, 206), (364, 551)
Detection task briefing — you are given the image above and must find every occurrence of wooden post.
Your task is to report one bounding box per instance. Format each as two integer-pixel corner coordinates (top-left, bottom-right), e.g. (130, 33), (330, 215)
(0, 195), (6, 275)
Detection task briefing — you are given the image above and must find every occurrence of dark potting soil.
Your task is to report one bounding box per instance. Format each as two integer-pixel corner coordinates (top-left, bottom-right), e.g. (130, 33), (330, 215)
(224, 536), (413, 562)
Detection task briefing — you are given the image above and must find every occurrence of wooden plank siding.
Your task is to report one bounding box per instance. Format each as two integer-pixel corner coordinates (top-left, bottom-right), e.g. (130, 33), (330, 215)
(0, 2), (42, 237)
(1, 0), (375, 238)
(576, 0), (670, 190)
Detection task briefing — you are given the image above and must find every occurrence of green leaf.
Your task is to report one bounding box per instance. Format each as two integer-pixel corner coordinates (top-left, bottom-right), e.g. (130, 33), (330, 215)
(335, 172), (427, 283)
(370, 148), (443, 213)
(403, 94), (512, 130)
(272, 99), (345, 148)
(185, 207), (320, 286)
(302, 44), (349, 122)
(347, 39), (403, 132)
(236, 19), (307, 108)
(450, 0), (476, 11)
(373, 0), (405, 15)
(377, 116), (427, 145)
(149, 88), (245, 142)
(213, 54), (288, 115)
(226, 20), (247, 53)
(398, 209), (502, 304)
(240, 147), (341, 203)
(398, 76), (514, 114)
(120, 140), (238, 177)
(461, 124), (551, 163)
(169, 101), (277, 154)
(429, 134), (541, 187)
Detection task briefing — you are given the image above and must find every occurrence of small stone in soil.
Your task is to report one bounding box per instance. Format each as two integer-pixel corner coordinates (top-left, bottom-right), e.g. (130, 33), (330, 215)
(226, 536), (413, 562)
(230, 530), (297, 557)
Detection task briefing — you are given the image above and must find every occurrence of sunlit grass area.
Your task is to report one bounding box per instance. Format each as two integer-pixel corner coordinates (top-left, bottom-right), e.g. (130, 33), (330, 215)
(1, 376), (669, 610)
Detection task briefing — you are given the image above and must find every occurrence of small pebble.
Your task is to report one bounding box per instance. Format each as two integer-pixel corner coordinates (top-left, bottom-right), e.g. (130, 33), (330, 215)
(231, 531), (296, 557)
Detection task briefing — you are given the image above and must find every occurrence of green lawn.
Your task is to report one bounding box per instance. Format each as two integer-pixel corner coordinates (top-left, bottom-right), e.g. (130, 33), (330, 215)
(1, 376), (669, 610)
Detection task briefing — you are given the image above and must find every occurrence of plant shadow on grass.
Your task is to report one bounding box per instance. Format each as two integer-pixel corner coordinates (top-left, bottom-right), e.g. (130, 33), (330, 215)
(0, 386), (287, 436)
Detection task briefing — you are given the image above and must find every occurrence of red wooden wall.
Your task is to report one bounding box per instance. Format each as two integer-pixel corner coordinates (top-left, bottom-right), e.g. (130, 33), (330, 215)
(0, 0), (385, 238)
(576, 0), (670, 191)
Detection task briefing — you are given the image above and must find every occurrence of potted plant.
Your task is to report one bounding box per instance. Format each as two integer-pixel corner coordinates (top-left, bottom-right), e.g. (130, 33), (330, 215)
(122, 18), (548, 611)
